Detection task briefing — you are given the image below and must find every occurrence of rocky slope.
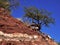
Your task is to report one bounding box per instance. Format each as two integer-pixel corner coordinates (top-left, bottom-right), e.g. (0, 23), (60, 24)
(0, 8), (58, 45)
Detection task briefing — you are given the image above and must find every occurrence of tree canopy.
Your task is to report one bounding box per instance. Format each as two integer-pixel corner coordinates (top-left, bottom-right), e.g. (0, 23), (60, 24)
(0, 0), (19, 11)
(23, 7), (55, 31)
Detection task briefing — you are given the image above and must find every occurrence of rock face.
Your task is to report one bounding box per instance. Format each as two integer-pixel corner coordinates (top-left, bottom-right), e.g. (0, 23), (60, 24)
(0, 8), (58, 45)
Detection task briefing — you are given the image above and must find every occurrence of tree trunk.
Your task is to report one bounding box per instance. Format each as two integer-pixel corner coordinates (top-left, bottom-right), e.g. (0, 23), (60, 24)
(37, 20), (41, 31)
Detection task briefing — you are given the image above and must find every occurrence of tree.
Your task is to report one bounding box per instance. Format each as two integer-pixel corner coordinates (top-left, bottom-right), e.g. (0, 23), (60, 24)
(23, 7), (55, 31)
(0, 0), (19, 11)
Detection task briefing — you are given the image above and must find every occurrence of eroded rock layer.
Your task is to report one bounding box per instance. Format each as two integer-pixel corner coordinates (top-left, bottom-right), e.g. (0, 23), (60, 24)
(0, 8), (58, 45)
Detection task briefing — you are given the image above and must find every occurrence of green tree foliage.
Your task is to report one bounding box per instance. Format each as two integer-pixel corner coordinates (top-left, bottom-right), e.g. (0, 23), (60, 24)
(0, 0), (19, 11)
(23, 7), (55, 31)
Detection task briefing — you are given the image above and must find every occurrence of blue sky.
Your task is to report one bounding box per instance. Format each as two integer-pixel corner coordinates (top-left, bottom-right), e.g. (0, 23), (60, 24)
(11, 0), (60, 42)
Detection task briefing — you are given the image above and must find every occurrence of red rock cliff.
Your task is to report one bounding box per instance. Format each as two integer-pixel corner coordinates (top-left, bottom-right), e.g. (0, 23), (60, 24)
(0, 8), (58, 45)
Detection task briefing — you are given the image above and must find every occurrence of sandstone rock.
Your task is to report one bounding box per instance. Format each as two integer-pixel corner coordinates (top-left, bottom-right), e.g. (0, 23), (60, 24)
(0, 8), (58, 45)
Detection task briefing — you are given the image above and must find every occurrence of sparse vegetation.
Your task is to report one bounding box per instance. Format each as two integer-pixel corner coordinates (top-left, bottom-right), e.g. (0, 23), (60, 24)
(0, 0), (19, 11)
